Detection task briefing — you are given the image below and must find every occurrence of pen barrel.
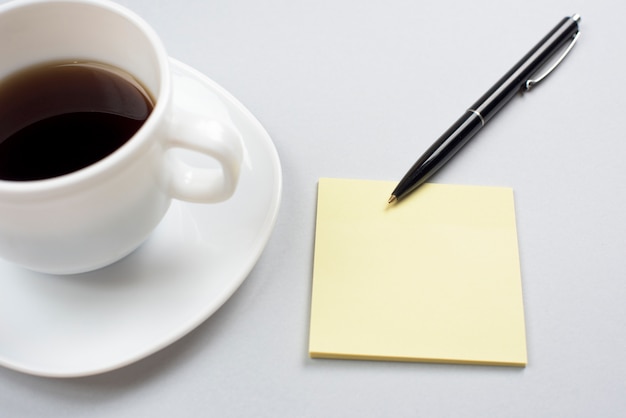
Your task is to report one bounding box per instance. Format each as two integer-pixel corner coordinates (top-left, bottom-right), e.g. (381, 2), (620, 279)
(471, 16), (580, 122)
(396, 111), (483, 195)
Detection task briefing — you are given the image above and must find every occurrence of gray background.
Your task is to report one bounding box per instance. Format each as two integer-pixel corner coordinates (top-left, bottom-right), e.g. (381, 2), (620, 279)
(2, 0), (625, 416)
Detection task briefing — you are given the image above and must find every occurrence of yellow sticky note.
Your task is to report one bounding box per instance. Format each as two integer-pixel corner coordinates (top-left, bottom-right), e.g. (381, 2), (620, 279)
(309, 178), (527, 366)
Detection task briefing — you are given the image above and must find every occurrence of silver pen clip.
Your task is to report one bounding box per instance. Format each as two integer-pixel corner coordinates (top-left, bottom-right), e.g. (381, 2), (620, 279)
(525, 14), (581, 91)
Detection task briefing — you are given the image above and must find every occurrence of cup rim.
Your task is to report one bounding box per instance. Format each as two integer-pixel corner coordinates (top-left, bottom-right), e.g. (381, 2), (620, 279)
(0, 0), (171, 198)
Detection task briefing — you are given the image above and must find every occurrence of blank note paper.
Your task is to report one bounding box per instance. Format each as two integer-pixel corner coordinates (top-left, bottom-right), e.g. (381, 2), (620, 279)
(309, 178), (527, 366)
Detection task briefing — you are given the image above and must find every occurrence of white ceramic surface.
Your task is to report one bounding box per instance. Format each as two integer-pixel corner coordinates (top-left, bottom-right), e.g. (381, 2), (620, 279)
(0, 0), (243, 274)
(0, 58), (282, 377)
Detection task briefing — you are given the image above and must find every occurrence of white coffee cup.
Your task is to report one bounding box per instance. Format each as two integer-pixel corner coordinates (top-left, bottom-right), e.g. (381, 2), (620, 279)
(0, 0), (244, 274)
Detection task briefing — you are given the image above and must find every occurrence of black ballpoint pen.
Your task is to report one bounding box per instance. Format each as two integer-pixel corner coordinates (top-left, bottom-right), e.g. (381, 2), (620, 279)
(388, 14), (581, 204)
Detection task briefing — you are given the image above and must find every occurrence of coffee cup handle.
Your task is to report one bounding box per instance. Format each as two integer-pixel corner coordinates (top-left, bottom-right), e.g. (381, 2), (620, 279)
(165, 106), (243, 203)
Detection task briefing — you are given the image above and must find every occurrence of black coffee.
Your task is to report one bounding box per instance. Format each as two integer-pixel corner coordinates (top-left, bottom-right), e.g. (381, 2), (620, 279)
(0, 61), (154, 181)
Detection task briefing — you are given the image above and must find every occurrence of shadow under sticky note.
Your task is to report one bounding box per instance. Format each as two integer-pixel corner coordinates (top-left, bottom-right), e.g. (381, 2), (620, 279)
(309, 178), (527, 366)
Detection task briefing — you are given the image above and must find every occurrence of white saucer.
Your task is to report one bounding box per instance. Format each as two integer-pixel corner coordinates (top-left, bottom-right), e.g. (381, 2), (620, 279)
(0, 58), (282, 377)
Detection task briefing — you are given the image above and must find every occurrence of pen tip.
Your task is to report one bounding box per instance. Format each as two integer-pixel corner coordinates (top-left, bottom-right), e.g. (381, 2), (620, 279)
(388, 195), (397, 204)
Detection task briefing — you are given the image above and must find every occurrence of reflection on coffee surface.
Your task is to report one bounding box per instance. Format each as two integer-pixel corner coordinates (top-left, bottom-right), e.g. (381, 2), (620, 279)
(0, 61), (154, 181)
